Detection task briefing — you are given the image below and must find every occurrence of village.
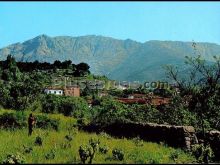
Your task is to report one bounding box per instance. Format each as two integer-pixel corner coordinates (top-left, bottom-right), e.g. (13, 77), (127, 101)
(44, 78), (180, 108)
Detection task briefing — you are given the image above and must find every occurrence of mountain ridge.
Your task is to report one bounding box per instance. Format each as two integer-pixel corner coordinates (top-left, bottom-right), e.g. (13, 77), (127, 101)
(1, 34), (220, 82)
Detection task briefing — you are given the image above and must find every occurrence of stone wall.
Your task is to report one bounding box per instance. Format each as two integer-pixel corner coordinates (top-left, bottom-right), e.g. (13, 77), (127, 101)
(83, 122), (198, 150)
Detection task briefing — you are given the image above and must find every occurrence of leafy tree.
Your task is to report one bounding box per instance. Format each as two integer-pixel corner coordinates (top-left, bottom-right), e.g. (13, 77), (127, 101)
(42, 94), (61, 114)
(61, 60), (72, 69)
(165, 42), (220, 163)
(91, 96), (129, 126)
(53, 60), (62, 69)
(1, 55), (21, 81)
(42, 95), (90, 118)
(74, 63), (90, 77)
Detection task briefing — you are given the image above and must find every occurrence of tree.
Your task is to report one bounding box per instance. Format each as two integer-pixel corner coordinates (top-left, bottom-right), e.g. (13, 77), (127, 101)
(91, 96), (129, 126)
(53, 60), (62, 69)
(1, 55), (21, 81)
(74, 63), (90, 77)
(165, 42), (220, 163)
(61, 60), (72, 69)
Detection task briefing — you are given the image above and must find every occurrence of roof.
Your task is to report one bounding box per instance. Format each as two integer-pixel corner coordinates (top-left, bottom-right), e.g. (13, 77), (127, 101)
(117, 98), (150, 104)
(117, 97), (170, 106)
(128, 94), (147, 98)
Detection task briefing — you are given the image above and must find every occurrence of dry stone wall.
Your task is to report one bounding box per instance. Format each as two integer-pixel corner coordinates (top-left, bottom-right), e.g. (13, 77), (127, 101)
(84, 122), (198, 150)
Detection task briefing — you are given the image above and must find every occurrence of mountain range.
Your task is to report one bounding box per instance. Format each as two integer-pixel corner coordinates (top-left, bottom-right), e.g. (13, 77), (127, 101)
(1, 34), (220, 82)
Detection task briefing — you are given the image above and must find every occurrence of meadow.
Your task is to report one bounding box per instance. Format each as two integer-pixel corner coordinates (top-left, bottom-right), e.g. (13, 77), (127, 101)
(0, 109), (196, 164)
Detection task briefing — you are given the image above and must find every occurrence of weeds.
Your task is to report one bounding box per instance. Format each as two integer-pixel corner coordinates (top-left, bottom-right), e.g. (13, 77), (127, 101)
(112, 148), (124, 161)
(2, 153), (25, 164)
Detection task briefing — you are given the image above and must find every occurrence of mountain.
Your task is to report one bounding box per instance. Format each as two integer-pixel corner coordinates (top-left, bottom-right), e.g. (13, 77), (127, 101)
(1, 34), (220, 82)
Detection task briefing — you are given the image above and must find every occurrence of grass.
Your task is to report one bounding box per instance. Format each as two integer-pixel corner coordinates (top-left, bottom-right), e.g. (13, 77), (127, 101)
(0, 109), (196, 164)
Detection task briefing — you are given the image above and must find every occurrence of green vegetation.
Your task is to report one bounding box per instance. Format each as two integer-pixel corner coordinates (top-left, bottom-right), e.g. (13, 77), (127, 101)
(165, 45), (220, 133)
(41, 94), (90, 118)
(0, 109), (196, 164)
(0, 41), (220, 163)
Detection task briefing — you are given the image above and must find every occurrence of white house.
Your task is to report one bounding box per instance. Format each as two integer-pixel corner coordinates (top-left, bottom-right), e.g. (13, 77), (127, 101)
(44, 87), (64, 95)
(115, 84), (127, 90)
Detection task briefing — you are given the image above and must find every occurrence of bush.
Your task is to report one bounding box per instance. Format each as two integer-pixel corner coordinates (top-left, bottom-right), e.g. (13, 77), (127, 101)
(149, 158), (160, 164)
(78, 138), (100, 164)
(191, 143), (214, 163)
(76, 118), (90, 129)
(58, 96), (90, 118)
(65, 135), (73, 142)
(91, 97), (129, 126)
(35, 115), (60, 131)
(2, 153), (25, 164)
(99, 145), (109, 154)
(45, 149), (56, 160)
(78, 145), (92, 164)
(169, 151), (181, 161)
(133, 137), (144, 147)
(99, 132), (112, 139)
(112, 148), (124, 161)
(23, 145), (33, 154)
(0, 112), (27, 129)
(42, 95), (91, 119)
(35, 136), (43, 146)
(89, 138), (100, 152)
(41, 94), (61, 114)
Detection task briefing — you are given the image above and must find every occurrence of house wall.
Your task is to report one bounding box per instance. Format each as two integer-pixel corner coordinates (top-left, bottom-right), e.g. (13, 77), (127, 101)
(45, 89), (63, 95)
(64, 87), (80, 97)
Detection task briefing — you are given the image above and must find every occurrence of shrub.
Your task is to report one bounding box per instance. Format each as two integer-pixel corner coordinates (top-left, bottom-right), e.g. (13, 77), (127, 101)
(99, 145), (109, 154)
(45, 149), (56, 160)
(191, 143), (214, 163)
(41, 94), (61, 114)
(149, 158), (160, 164)
(112, 148), (124, 161)
(23, 145), (33, 154)
(0, 112), (27, 129)
(42, 95), (91, 119)
(78, 138), (100, 164)
(78, 145), (92, 164)
(2, 153), (25, 164)
(76, 118), (90, 129)
(35, 136), (43, 146)
(169, 151), (181, 161)
(65, 135), (73, 142)
(99, 132), (111, 139)
(35, 115), (60, 131)
(133, 137), (144, 147)
(58, 96), (90, 118)
(89, 138), (100, 152)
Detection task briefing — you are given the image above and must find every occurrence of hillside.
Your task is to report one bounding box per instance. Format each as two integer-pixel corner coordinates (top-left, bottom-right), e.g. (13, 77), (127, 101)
(1, 35), (220, 82)
(0, 109), (196, 164)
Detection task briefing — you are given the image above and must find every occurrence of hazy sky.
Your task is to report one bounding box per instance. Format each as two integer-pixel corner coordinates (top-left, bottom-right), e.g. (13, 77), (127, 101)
(0, 2), (220, 48)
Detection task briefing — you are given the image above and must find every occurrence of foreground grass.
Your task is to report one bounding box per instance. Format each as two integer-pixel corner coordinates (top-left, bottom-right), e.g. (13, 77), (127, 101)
(0, 109), (196, 164)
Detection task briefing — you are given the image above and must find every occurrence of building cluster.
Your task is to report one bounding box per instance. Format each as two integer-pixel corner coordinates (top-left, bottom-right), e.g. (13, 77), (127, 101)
(44, 86), (80, 97)
(44, 81), (179, 107)
(117, 94), (170, 106)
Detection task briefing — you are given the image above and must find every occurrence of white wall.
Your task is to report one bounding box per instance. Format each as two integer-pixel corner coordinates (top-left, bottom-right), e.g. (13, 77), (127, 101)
(45, 89), (63, 95)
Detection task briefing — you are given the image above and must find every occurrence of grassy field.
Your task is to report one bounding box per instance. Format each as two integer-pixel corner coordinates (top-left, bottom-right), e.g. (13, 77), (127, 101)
(0, 109), (196, 164)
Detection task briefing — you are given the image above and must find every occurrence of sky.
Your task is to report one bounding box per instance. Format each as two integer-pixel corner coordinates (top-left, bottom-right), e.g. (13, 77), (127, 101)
(0, 2), (220, 48)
